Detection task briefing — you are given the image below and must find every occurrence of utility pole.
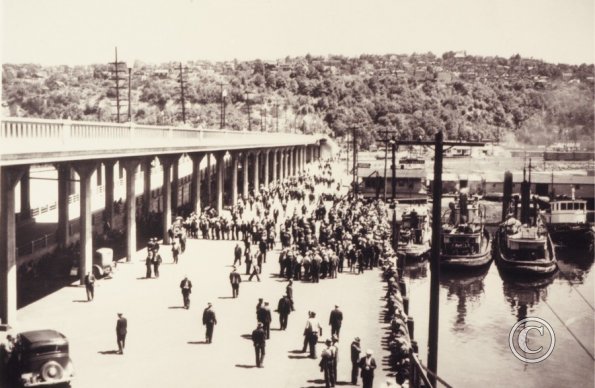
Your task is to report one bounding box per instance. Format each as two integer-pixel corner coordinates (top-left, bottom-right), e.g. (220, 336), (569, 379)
(246, 92), (252, 131)
(261, 108), (266, 132)
(352, 127), (358, 194)
(109, 47), (127, 123)
(178, 62), (187, 124)
(391, 135), (484, 387)
(376, 129), (399, 201)
(127, 66), (132, 122)
(274, 103), (279, 132)
(218, 82), (226, 129)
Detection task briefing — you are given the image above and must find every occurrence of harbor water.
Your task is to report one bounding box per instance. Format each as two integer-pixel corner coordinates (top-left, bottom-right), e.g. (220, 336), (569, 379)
(404, 240), (594, 387)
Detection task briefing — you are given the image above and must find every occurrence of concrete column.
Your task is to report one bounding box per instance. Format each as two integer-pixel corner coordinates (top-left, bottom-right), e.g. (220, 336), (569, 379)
(215, 152), (225, 215)
(0, 166), (26, 325)
(231, 153), (239, 206)
(252, 151), (260, 195)
(161, 157), (174, 245)
(280, 150), (285, 180)
(288, 148), (294, 177)
(57, 164), (70, 248)
(104, 160), (116, 228)
(172, 158), (179, 212)
(190, 153), (205, 215)
(73, 162), (97, 285)
(263, 150), (270, 188)
(242, 152), (249, 199)
(19, 167), (31, 219)
(142, 159), (152, 219)
(271, 150), (278, 183)
(122, 159), (140, 262)
(206, 154), (212, 208)
(96, 164), (103, 186)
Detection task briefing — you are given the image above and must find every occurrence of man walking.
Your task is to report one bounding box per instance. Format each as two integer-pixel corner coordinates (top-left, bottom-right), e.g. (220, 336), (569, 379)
(257, 302), (272, 339)
(277, 294), (292, 330)
(202, 303), (217, 343)
(303, 311), (322, 358)
(351, 337), (361, 385)
(233, 243), (242, 266)
(358, 350), (377, 388)
(329, 305), (343, 339)
(116, 313), (127, 354)
(180, 276), (192, 309)
(248, 262), (261, 282)
(153, 249), (163, 278)
(251, 322), (266, 368)
(84, 271), (96, 301)
(229, 266), (242, 298)
(319, 339), (336, 388)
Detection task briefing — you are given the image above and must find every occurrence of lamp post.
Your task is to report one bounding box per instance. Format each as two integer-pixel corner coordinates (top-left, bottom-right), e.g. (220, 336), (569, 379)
(246, 91), (252, 131)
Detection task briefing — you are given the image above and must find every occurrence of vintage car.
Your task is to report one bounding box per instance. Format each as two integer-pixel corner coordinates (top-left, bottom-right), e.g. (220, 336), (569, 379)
(7, 329), (74, 387)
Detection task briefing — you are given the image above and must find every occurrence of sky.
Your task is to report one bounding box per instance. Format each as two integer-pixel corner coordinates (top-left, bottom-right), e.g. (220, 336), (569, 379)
(1, 0), (593, 65)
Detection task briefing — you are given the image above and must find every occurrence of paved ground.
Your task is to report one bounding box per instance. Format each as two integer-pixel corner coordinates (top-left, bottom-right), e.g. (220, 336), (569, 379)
(15, 174), (395, 388)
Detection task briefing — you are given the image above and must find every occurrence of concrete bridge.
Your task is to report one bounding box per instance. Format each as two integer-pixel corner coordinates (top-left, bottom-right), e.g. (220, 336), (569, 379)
(0, 117), (330, 325)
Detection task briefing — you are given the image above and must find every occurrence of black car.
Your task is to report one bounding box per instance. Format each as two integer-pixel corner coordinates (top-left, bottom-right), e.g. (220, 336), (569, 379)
(6, 329), (74, 387)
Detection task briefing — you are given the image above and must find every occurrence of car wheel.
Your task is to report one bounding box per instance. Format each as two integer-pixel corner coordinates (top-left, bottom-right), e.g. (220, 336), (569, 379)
(40, 360), (64, 381)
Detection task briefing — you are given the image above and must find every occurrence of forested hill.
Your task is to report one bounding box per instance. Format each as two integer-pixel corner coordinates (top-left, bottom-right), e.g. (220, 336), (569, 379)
(2, 52), (594, 148)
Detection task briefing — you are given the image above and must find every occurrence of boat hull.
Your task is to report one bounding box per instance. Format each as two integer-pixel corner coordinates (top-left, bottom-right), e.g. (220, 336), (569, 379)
(493, 228), (557, 276)
(441, 231), (492, 268)
(547, 223), (593, 248)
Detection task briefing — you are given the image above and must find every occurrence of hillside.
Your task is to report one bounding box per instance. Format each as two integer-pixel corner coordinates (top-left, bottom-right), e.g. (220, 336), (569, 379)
(2, 52), (594, 149)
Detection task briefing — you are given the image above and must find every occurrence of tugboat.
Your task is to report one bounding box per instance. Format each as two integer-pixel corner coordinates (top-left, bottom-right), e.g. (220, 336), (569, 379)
(540, 188), (593, 249)
(396, 204), (432, 260)
(494, 216), (557, 275)
(441, 192), (491, 268)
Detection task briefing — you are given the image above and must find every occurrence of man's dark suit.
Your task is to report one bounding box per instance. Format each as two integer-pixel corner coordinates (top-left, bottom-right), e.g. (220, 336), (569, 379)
(358, 355), (377, 388)
(277, 296), (292, 330)
(202, 307), (217, 343)
(229, 270), (242, 298)
(350, 341), (361, 384)
(251, 327), (266, 367)
(180, 278), (192, 308)
(329, 308), (343, 337)
(257, 306), (272, 339)
(116, 316), (127, 354)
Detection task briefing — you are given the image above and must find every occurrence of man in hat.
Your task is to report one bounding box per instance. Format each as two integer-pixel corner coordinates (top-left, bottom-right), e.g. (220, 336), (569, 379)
(330, 335), (339, 385)
(351, 337), (361, 385)
(329, 305), (343, 339)
(277, 294), (292, 330)
(229, 266), (242, 298)
(180, 276), (192, 309)
(84, 271), (96, 301)
(358, 349), (377, 388)
(251, 322), (266, 367)
(319, 339), (336, 388)
(115, 313), (127, 354)
(257, 302), (272, 339)
(233, 243), (242, 267)
(202, 303), (217, 343)
(304, 311), (322, 358)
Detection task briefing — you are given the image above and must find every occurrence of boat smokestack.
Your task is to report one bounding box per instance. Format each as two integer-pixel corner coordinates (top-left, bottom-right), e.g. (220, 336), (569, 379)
(521, 179), (531, 224)
(502, 171), (513, 221)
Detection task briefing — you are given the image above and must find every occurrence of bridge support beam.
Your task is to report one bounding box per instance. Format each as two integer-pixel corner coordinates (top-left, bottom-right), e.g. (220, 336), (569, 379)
(122, 159), (140, 262)
(215, 152), (225, 215)
(160, 156), (174, 245)
(190, 153), (205, 216)
(206, 154), (212, 208)
(1, 166), (26, 325)
(242, 152), (249, 199)
(103, 160), (116, 230)
(280, 150), (286, 180)
(271, 150), (278, 183)
(172, 158), (179, 214)
(19, 167), (31, 220)
(252, 151), (260, 195)
(56, 164), (71, 249)
(73, 162), (97, 285)
(231, 153), (239, 206)
(142, 159), (152, 220)
(263, 150), (270, 189)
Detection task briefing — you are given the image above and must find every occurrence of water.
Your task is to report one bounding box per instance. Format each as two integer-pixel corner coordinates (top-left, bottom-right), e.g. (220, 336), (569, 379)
(404, 246), (594, 388)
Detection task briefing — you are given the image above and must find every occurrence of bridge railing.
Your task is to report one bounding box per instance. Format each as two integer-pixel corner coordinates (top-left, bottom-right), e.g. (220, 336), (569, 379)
(1, 117), (316, 143)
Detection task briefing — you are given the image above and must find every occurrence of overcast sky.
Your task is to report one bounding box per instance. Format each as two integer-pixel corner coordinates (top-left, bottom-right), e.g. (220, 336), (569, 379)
(1, 0), (593, 65)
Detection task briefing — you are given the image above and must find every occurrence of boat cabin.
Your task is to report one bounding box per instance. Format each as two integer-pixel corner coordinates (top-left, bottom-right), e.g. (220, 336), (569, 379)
(545, 200), (587, 224)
